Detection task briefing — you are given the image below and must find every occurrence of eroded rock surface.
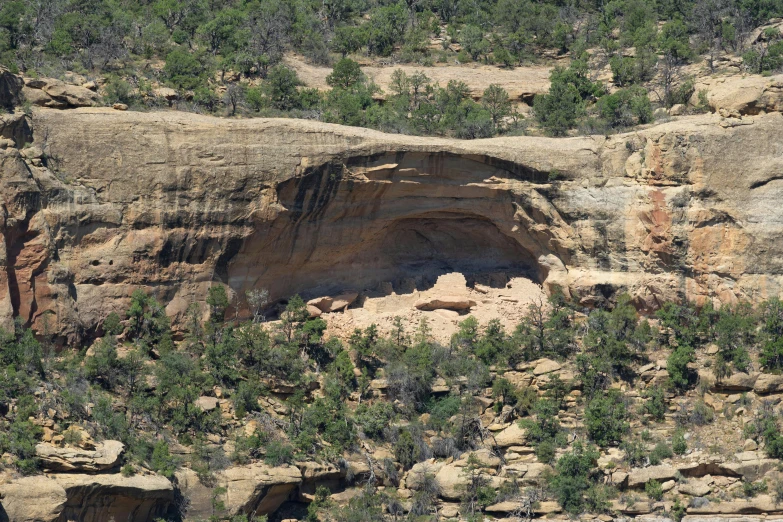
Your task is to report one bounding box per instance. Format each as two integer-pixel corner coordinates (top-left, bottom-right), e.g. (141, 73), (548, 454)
(36, 440), (124, 472)
(176, 463), (302, 519)
(0, 473), (174, 522)
(2, 108), (783, 340)
(52, 473), (174, 522)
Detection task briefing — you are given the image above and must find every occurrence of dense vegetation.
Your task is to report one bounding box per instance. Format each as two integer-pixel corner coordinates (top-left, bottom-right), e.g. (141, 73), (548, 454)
(3, 282), (783, 519)
(3, 0), (783, 137)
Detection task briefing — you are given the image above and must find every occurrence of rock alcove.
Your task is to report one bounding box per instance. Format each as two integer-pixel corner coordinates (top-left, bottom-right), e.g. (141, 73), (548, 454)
(225, 151), (563, 313)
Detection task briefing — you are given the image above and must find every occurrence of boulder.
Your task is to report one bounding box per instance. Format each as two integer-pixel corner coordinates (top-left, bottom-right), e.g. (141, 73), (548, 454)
(695, 74), (783, 115)
(456, 448), (501, 468)
(628, 464), (677, 488)
(434, 463), (503, 500)
(669, 103), (687, 116)
(112, 103), (128, 111)
(414, 295), (476, 311)
(431, 464), (460, 501)
(612, 471), (629, 487)
(493, 422), (527, 448)
(306, 304), (322, 318)
(307, 292), (358, 313)
(532, 358), (562, 376)
(0, 476), (67, 522)
(684, 517), (773, 522)
(181, 462), (302, 520)
(404, 460), (444, 490)
(153, 87), (178, 100)
(36, 440), (124, 472)
(519, 462), (552, 483)
(440, 503), (460, 517)
(678, 479), (711, 496)
(195, 396), (219, 411)
(502, 370), (533, 388)
(753, 373), (783, 394)
(712, 372), (759, 392)
(22, 77), (99, 108)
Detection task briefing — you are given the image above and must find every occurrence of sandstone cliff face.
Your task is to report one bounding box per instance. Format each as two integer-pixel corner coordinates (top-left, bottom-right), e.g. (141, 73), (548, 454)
(2, 107), (783, 340)
(0, 473), (174, 522)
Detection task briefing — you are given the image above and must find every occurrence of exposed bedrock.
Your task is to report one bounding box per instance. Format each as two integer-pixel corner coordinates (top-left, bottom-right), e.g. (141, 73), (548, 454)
(2, 108), (783, 341)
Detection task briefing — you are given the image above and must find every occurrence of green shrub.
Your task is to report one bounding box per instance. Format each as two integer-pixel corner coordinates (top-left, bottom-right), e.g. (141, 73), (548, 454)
(760, 298), (783, 371)
(671, 497), (686, 521)
(712, 303), (755, 379)
(355, 402), (394, 441)
(667, 344), (695, 391)
(596, 86), (653, 128)
(264, 440), (294, 466)
(164, 48), (206, 90)
(63, 428), (83, 446)
(533, 81), (584, 136)
(103, 76), (134, 105)
(233, 380), (261, 418)
(689, 400), (715, 426)
(263, 64), (305, 111)
(621, 437), (647, 467)
(521, 398), (566, 462)
(85, 338), (120, 390)
(1, 417), (41, 475)
(103, 312), (123, 336)
(394, 430), (420, 470)
(584, 389), (629, 447)
(645, 479), (664, 500)
(151, 440), (177, 478)
(743, 479), (768, 498)
(610, 55), (637, 86)
(672, 428), (687, 455)
(649, 442), (673, 465)
(426, 395), (462, 431)
(549, 442), (601, 514)
(642, 385), (666, 421)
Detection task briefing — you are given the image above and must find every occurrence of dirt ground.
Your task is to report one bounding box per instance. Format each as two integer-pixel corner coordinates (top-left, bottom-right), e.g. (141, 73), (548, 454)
(284, 54), (553, 101)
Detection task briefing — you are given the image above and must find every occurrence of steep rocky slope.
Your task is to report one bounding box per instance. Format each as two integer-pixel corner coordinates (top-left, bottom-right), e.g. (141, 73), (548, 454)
(2, 106), (783, 342)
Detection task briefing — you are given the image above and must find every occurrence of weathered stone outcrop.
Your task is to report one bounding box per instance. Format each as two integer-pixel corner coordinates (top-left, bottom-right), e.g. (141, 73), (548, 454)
(0, 476), (67, 522)
(52, 473), (174, 522)
(3, 108), (783, 339)
(695, 74), (783, 115)
(0, 473), (174, 522)
(22, 77), (99, 109)
(35, 440), (124, 472)
(176, 463), (302, 519)
(307, 292), (359, 313)
(628, 464), (678, 488)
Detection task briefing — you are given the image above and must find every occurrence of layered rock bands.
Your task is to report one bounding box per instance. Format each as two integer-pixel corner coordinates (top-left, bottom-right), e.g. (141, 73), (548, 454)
(2, 108), (783, 341)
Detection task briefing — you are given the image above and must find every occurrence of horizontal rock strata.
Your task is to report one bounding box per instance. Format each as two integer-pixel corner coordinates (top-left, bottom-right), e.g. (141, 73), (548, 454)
(1, 108), (783, 340)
